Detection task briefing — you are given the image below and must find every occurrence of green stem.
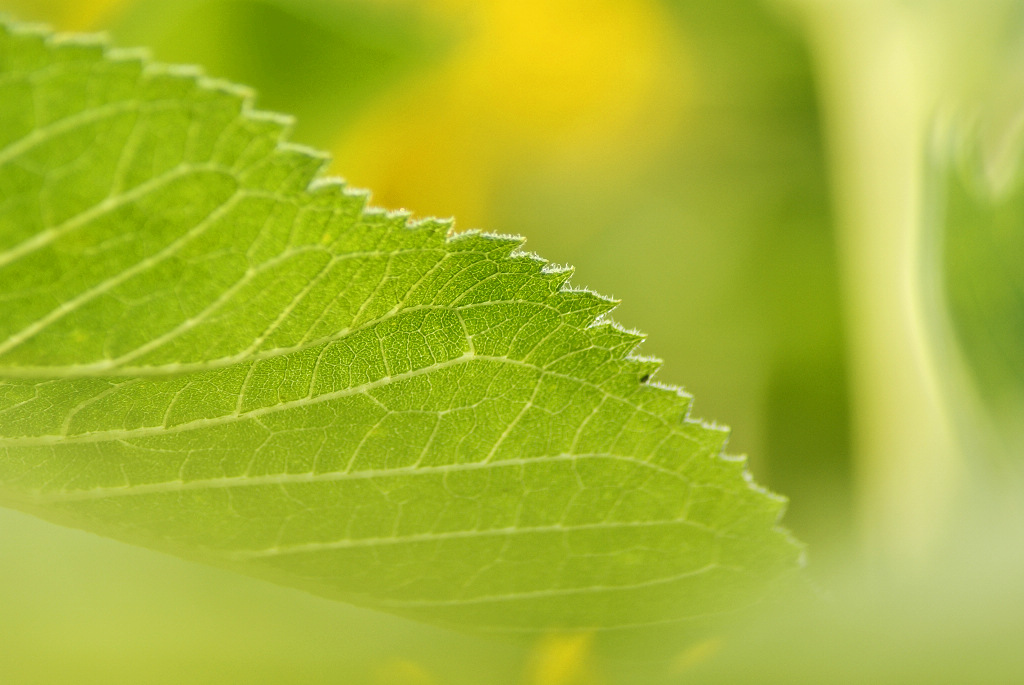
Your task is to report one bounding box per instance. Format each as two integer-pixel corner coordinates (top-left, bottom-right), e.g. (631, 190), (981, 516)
(787, 1), (963, 568)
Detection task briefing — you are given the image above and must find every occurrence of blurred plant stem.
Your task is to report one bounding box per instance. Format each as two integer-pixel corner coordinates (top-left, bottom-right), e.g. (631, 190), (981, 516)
(781, 0), (964, 569)
(781, 0), (1024, 569)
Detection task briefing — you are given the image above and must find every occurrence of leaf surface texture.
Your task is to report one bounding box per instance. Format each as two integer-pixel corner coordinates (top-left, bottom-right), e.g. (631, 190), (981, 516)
(0, 20), (799, 635)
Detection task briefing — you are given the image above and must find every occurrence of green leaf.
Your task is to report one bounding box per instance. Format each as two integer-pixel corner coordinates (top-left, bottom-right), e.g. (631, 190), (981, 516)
(0, 19), (800, 637)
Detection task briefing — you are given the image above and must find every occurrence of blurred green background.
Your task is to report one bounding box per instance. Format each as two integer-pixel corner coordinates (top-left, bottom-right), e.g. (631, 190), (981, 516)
(1, 0), (1023, 683)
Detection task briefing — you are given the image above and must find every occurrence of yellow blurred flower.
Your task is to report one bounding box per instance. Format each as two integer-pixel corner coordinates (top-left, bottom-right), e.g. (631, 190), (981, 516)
(334, 0), (689, 229)
(522, 632), (602, 685)
(0, 0), (130, 29)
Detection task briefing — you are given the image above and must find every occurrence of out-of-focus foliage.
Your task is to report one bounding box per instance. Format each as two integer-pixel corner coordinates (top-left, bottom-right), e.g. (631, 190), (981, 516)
(1, 0), (450, 142)
(0, 507), (524, 685)
(672, 511), (1024, 685)
(944, 145), (1024, 471)
(109, 0), (451, 144)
